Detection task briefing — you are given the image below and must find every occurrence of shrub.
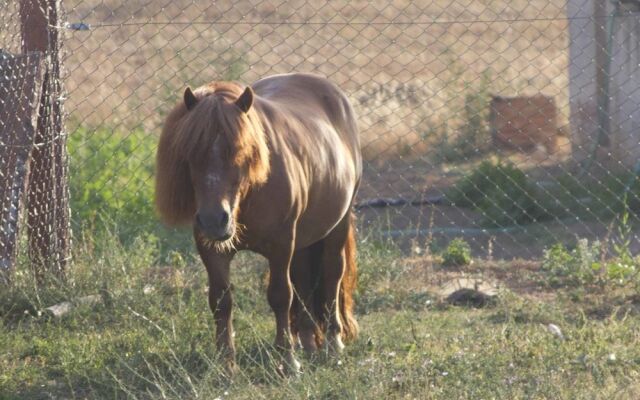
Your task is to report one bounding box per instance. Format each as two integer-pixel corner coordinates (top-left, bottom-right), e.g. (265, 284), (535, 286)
(441, 238), (472, 268)
(541, 226), (639, 287)
(68, 126), (156, 235)
(67, 126), (210, 259)
(446, 161), (542, 227)
(541, 240), (602, 287)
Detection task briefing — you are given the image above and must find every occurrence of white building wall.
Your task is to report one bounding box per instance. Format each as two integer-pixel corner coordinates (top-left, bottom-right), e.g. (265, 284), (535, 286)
(609, 1), (640, 167)
(568, 0), (640, 168)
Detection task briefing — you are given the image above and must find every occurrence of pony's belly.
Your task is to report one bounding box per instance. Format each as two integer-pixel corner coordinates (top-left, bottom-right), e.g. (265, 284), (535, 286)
(295, 158), (359, 247)
(294, 190), (352, 248)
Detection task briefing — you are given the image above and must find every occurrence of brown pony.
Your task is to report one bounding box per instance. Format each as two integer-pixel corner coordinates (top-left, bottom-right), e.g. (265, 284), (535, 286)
(155, 73), (361, 373)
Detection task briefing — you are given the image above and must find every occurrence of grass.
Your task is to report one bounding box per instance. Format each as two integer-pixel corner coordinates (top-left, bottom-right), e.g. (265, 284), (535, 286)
(2, 232), (640, 399)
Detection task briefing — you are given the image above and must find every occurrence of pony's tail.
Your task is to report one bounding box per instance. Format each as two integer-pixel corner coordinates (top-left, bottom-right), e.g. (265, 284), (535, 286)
(339, 213), (359, 342)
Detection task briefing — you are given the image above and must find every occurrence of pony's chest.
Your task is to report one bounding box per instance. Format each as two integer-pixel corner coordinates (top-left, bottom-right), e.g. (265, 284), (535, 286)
(239, 173), (354, 250)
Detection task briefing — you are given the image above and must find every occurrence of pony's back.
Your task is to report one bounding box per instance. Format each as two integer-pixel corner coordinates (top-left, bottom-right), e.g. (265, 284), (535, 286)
(252, 73), (362, 181)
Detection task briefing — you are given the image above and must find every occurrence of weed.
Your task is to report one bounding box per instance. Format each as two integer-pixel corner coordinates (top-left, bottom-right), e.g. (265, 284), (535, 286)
(541, 240), (602, 287)
(441, 238), (472, 268)
(607, 201), (639, 283)
(540, 209), (639, 287)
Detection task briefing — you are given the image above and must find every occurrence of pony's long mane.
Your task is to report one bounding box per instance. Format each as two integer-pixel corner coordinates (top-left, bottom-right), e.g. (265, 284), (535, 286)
(155, 82), (270, 226)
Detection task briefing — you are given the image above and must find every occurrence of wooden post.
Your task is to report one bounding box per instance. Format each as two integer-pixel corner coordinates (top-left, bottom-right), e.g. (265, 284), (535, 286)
(20, 0), (70, 280)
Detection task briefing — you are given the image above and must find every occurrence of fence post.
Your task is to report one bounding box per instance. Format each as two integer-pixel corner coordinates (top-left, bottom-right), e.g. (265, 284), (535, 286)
(20, 0), (70, 280)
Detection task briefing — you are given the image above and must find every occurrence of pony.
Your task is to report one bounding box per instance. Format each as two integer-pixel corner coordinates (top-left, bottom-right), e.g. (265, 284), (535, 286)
(155, 73), (362, 373)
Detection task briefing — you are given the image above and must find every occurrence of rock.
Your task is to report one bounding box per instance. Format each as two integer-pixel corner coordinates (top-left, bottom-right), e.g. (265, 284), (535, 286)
(445, 288), (496, 308)
(440, 277), (499, 308)
(547, 323), (564, 339)
(39, 294), (102, 318)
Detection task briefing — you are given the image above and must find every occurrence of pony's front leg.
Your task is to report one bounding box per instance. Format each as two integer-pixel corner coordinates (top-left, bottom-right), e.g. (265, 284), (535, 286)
(266, 242), (301, 375)
(195, 235), (236, 372)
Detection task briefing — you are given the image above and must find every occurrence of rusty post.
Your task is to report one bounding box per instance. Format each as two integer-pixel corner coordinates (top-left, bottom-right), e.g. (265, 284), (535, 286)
(20, 0), (70, 280)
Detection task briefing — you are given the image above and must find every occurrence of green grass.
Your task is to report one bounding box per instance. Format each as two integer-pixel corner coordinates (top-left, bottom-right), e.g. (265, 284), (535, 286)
(2, 233), (640, 399)
(68, 126), (196, 260)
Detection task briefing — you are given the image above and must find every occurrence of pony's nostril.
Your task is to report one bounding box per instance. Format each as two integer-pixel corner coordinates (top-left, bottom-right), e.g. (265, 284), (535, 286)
(219, 210), (230, 227)
(195, 213), (206, 228)
(196, 213), (216, 229)
(196, 210), (230, 236)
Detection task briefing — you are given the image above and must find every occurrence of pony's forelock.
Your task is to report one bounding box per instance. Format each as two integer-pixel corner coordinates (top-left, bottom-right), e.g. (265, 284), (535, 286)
(171, 96), (223, 163)
(174, 84), (269, 179)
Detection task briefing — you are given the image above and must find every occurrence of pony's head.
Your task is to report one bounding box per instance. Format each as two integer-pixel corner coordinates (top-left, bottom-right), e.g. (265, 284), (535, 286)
(155, 82), (270, 249)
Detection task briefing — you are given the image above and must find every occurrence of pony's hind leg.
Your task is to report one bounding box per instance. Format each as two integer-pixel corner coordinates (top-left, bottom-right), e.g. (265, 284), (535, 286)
(290, 242), (323, 355)
(320, 214), (351, 354)
(195, 233), (236, 373)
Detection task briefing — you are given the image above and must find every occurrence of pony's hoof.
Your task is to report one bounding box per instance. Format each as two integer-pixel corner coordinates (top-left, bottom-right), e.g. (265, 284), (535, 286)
(217, 348), (238, 377)
(278, 353), (302, 377)
(325, 334), (345, 356)
(298, 331), (318, 355)
(223, 359), (239, 377)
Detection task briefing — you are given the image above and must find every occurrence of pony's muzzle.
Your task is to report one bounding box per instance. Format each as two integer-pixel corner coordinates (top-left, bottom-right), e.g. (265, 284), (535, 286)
(195, 210), (234, 241)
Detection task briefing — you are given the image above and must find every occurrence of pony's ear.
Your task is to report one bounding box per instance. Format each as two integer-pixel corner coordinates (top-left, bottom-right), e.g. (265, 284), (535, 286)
(235, 87), (254, 113)
(184, 87), (198, 110)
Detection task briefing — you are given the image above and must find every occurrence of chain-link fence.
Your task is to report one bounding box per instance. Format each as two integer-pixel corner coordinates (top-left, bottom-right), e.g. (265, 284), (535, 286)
(1, 0), (69, 283)
(3, 0), (640, 279)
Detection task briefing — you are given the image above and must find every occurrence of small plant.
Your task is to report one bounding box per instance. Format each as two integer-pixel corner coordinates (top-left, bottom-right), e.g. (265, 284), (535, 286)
(607, 201), (639, 282)
(541, 239), (603, 287)
(441, 238), (472, 268)
(542, 209), (640, 287)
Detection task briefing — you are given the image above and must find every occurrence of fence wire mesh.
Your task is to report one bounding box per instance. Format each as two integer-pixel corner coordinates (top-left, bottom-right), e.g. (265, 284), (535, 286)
(1, 0), (69, 282)
(2, 0), (640, 277)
